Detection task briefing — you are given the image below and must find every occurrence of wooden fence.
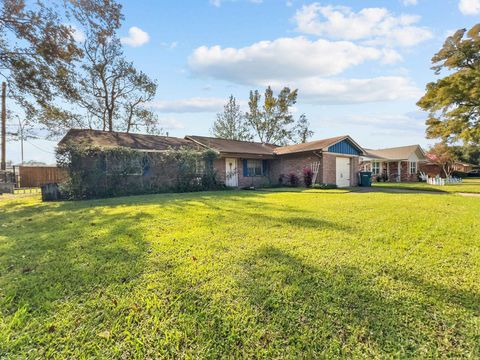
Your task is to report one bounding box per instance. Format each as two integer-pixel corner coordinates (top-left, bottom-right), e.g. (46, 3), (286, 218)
(18, 166), (68, 188)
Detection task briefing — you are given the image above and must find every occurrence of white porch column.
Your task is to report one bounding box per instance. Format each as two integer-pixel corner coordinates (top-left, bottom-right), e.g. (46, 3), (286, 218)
(398, 161), (401, 182)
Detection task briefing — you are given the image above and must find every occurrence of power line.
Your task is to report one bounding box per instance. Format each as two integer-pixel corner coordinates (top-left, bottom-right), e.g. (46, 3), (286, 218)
(24, 140), (56, 155)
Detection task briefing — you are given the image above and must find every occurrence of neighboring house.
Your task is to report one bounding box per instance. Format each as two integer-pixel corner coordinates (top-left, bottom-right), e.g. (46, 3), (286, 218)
(59, 129), (366, 188)
(361, 145), (427, 182)
(452, 162), (476, 173)
(420, 153), (477, 177)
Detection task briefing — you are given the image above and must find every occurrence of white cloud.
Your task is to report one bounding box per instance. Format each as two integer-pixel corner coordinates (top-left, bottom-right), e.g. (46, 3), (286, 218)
(402, 0), (418, 5)
(120, 26), (150, 47)
(189, 37), (398, 84)
(188, 35), (421, 104)
(459, 0), (480, 15)
(293, 4), (432, 47)
(324, 112), (428, 147)
(157, 117), (184, 130)
(150, 98), (226, 113)
(267, 76), (421, 104)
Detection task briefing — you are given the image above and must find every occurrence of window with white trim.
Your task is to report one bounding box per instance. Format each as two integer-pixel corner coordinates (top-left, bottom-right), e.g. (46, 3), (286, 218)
(409, 161), (417, 174)
(247, 159), (263, 176)
(371, 161), (380, 175)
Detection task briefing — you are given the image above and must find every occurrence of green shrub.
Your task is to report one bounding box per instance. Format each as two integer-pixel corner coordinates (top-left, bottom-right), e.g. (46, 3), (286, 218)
(288, 173), (300, 187)
(452, 171), (468, 178)
(303, 168), (313, 187)
(312, 183), (338, 190)
(56, 143), (222, 200)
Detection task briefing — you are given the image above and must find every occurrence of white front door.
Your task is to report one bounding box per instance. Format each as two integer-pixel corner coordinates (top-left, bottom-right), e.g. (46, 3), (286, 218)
(336, 157), (351, 187)
(225, 158), (238, 187)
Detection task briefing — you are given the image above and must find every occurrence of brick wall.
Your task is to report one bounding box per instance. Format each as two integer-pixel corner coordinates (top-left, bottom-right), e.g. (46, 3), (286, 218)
(350, 157), (360, 186)
(382, 161), (419, 182)
(217, 157), (272, 187)
(419, 163), (444, 177)
(269, 152), (322, 186)
(321, 153), (336, 185)
(214, 153), (361, 188)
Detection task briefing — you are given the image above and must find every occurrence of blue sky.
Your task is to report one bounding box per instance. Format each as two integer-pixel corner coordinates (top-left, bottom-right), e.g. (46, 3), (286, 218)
(6, 0), (480, 164)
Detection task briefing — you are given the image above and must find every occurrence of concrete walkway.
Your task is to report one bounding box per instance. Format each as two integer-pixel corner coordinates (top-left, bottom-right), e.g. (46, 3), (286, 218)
(457, 192), (480, 197)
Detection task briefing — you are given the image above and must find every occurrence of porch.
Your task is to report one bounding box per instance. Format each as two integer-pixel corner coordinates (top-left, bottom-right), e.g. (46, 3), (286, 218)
(362, 160), (419, 182)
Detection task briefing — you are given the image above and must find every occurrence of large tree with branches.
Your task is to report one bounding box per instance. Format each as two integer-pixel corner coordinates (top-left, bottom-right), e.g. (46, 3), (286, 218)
(65, 33), (159, 134)
(0, 0), (122, 128)
(245, 86), (312, 145)
(417, 24), (480, 144)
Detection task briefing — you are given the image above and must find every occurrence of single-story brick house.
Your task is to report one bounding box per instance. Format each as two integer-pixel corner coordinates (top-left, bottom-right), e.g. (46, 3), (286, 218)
(360, 145), (427, 182)
(420, 153), (477, 177)
(59, 129), (366, 188)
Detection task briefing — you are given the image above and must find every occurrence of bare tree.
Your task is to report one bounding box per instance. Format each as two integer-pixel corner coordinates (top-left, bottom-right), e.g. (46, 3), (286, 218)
(63, 33), (159, 134)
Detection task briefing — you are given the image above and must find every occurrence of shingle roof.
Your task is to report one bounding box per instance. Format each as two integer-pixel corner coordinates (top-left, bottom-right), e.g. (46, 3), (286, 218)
(365, 145), (425, 160)
(185, 135), (278, 155)
(274, 135), (364, 155)
(58, 129), (197, 151)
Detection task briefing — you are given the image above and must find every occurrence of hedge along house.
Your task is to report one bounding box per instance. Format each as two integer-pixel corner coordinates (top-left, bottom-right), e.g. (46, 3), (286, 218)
(57, 129), (204, 195)
(187, 134), (366, 188)
(58, 129), (366, 190)
(360, 145), (427, 182)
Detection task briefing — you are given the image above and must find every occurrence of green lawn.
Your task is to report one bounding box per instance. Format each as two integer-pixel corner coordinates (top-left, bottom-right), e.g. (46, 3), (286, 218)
(1, 190), (479, 358)
(374, 178), (480, 194)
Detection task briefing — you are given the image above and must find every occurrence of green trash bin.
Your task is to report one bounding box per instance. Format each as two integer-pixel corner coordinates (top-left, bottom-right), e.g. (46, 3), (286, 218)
(358, 171), (372, 187)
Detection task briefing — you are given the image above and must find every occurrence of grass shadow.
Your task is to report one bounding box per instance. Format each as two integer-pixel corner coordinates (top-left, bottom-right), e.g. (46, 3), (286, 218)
(236, 246), (478, 357)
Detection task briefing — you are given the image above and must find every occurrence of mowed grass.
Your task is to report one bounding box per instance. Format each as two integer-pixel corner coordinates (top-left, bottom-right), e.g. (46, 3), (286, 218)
(374, 178), (480, 194)
(0, 189), (479, 358)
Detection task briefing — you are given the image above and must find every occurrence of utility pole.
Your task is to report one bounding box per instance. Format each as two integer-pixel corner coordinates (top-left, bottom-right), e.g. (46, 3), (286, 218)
(1, 82), (6, 171)
(18, 119), (24, 165)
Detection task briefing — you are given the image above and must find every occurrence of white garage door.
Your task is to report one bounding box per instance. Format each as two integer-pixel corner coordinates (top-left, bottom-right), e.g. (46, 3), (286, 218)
(336, 157), (351, 187)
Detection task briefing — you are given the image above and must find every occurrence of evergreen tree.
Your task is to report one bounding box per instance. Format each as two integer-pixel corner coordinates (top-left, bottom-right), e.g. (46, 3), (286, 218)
(211, 95), (252, 141)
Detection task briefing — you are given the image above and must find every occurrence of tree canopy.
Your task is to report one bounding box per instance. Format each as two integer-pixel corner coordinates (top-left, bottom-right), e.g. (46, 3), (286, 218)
(1, 0), (160, 137)
(0, 0), (122, 128)
(427, 142), (457, 177)
(211, 95), (252, 141)
(417, 24), (480, 144)
(244, 86), (312, 145)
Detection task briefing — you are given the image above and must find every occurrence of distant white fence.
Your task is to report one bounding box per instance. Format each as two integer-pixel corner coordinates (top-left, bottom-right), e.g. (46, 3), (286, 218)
(426, 176), (463, 186)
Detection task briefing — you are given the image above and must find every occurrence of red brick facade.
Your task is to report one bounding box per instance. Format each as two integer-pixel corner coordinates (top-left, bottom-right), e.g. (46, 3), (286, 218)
(216, 151), (361, 188)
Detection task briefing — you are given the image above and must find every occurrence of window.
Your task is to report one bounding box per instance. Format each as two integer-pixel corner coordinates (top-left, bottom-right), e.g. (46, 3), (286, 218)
(106, 153), (144, 175)
(195, 159), (206, 175)
(409, 161), (417, 174)
(247, 159), (263, 176)
(371, 161), (380, 175)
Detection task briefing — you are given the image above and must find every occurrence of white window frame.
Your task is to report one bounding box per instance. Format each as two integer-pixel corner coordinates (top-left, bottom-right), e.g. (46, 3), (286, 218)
(247, 159), (263, 177)
(409, 161), (417, 175)
(371, 161), (380, 175)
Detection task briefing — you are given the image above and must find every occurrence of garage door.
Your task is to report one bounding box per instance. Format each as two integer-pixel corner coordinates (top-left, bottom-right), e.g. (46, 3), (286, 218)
(336, 157), (351, 187)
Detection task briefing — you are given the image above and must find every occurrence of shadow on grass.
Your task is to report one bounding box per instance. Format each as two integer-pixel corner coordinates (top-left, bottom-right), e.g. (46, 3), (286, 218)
(236, 246), (477, 357)
(0, 205), (152, 318)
